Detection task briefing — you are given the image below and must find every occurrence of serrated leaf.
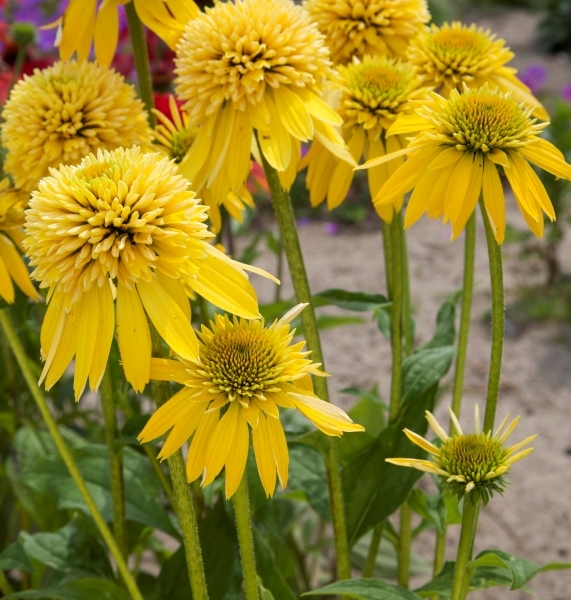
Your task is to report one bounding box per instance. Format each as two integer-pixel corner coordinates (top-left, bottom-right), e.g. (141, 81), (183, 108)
(313, 289), (389, 312)
(302, 578), (422, 599)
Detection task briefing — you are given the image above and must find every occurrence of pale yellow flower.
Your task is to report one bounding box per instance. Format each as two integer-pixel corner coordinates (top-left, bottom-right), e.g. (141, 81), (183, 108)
(304, 0), (430, 65)
(1, 60), (152, 193)
(139, 305), (364, 499)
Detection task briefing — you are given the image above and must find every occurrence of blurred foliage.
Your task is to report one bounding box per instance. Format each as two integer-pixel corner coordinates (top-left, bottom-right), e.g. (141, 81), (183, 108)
(539, 0), (571, 52)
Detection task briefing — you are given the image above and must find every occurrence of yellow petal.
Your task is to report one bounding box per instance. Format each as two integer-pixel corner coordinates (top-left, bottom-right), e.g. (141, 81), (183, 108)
(94, 0), (119, 66)
(272, 87), (314, 142)
(149, 357), (189, 384)
(520, 139), (571, 181)
(0, 236), (39, 301)
(74, 286), (100, 400)
(186, 410), (219, 483)
(158, 399), (208, 461)
(203, 401), (241, 486)
(266, 415), (289, 489)
(252, 413), (277, 497)
(0, 253), (14, 303)
(88, 281), (115, 391)
(139, 387), (194, 442)
(116, 282), (151, 393)
(482, 157), (506, 244)
(224, 410), (250, 498)
(45, 307), (78, 390)
(290, 393), (364, 434)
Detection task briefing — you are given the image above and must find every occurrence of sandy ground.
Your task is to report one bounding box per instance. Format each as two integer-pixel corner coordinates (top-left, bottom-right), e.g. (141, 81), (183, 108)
(246, 11), (571, 598)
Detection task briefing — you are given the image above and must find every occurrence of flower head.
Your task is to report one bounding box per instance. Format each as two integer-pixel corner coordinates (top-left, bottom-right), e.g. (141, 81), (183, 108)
(174, 0), (354, 207)
(152, 96), (255, 234)
(139, 304), (364, 498)
(407, 22), (548, 120)
(304, 0), (430, 65)
(25, 147), (268, 400)
(52, 0), (199, 67)
(0, 180), (40, 304)
(386, 406), (536, 505)
(303, 55), (430, 220)
(360, 84), (571, 242)
(1, 60), (152, 193)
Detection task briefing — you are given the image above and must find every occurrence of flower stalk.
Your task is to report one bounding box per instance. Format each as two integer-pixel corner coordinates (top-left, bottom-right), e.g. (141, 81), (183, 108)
(149, 324), (209, 600)
(100, 366), (128, 557)
(480, 199), (504, 432)
(259, 146), (352, 580)
(232, 474), (259, 600)
(0, 309), (144, 600)
(125, 2), (156, 128)
(451, 498), (481, 600)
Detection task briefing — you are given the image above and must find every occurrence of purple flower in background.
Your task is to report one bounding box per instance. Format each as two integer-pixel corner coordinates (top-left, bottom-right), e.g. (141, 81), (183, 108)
(520, 64), (548, 95)
(562, 84), (571, 104)
(323, 221), (340, 235)
(296, 217), (311, 228)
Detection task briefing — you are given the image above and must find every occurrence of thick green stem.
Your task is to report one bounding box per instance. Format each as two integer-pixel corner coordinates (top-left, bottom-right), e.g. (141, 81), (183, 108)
(479, 201), (504, 433)
(100, 367), (127, 557)
(397, 500), (412, 588)
(259, 147), (351, 580)
(433, 529), (446, 577)
(0, 310), (143, 600)
(388, 215), (403, 423)
(362, 522), (384, 578)
(381, 220), (393, 296)
(149, 326), (209, 600)
(125, 3), (156, 128)
(400, 226), (413, 357)
(232, 475), (259, 600)
(451, 212), (476, 419)
(451, 498), (480, 600)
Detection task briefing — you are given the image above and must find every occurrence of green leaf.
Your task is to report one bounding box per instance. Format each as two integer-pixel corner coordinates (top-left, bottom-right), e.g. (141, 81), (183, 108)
(19, 515), (114, 579)
(0, 288), (33, 311)
(408, 489), (446, 535)
(401, 346), (455, 404)
(417, 295), (459, 351)
(316, 315), (364, 330)
(5, 578), (130, 600)
(116, 414), (151, 446)
(253, 528), (296, 600)
(20, 441), (177, 537)
(0, 541), (34, 573)
(302, 578), (422, 599)
(154, 497), (237, 600)
(313, 289), (389, 312)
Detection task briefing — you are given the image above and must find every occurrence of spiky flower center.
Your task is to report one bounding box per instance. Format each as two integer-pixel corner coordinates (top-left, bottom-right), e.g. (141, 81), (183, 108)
(25, 147), (208, 304)
(170, 128), (196, 163)
(175, 0), (333, 123)
(339, 57), (426, 133)
(426, 88), (544, 154)
(439, 433), (506, 483)
(200, 323), (283, 402)
(431, 28), (491, 65)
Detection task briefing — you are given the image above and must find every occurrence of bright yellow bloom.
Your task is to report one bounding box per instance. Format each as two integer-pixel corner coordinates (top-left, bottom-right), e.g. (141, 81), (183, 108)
(139, 304), (364, 498)
(174, 0), (355, 207)
(407, 22), (548, 120)
(0, 180), (40, 304)
(386, 406), (536, 505)
(51, 0), (199, 67)
(152, 97), (255, 234)
(302, 56), (430, 221)
(1, 60), (152, 194)
(360, 85), (571, 242)
(24, 147), (272, 400)
(304, 0), (430, 65)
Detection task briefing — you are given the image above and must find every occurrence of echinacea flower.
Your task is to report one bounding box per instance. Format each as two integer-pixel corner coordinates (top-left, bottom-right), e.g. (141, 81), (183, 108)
(386, 406), (536, 505)
(152, 96), (254, 234)
(304, 0), (430, 65)
(302, 55), (430, 221)
(1, 60), (152, 193)
(407, 22), (548, 120)
(361, 85), (571, 242)
(0, 180), (40, 304)
(139, 304), (364, 498)
(24, 147), (272, 400)
(174, 0), (355, 207)
(50, 0), (199, 67)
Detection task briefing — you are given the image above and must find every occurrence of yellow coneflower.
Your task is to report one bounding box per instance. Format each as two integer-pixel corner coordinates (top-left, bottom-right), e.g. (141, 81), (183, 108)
(152, 97), (255, 234)
(174, 0), (355, 207)
(1, 60), (152, 193)
(0, 180), (40, 304)
(302, 56), (430, 221)
(360, 85), (571, 242)
(386, 406), (536, 505)
(304, 0), (430, 65)
(24, 147), (273, 400)
(407, 22), (548, 120)
(48, 0), (199, 67)
(139, 304), (364, 499)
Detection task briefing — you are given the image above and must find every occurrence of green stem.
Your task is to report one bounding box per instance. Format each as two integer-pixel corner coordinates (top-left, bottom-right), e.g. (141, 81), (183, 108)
(479, 200), (504, 433)
(450, 498), (480, 600)
(381, 220), (393, 296)
(0, 310), (143, 600)
(100, 367), (128, 557)
(125, 2), (156, 128)
(0, 571), (14, 596)
(259, 145), (352, 580)
(433, 528), (446, 577)
(142, 443), (176, 507)
(397, 500), (412, 588)
(362, 522), (384, 578)
(400, 226), (413, 357)
(388, 214), (403, 423)
(232, 474), (259, 600)
(8, 44), (26, 91)
(149, 325), (209, 600)
(451, 212), (476, 420)
(197, 294), (210, 327)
